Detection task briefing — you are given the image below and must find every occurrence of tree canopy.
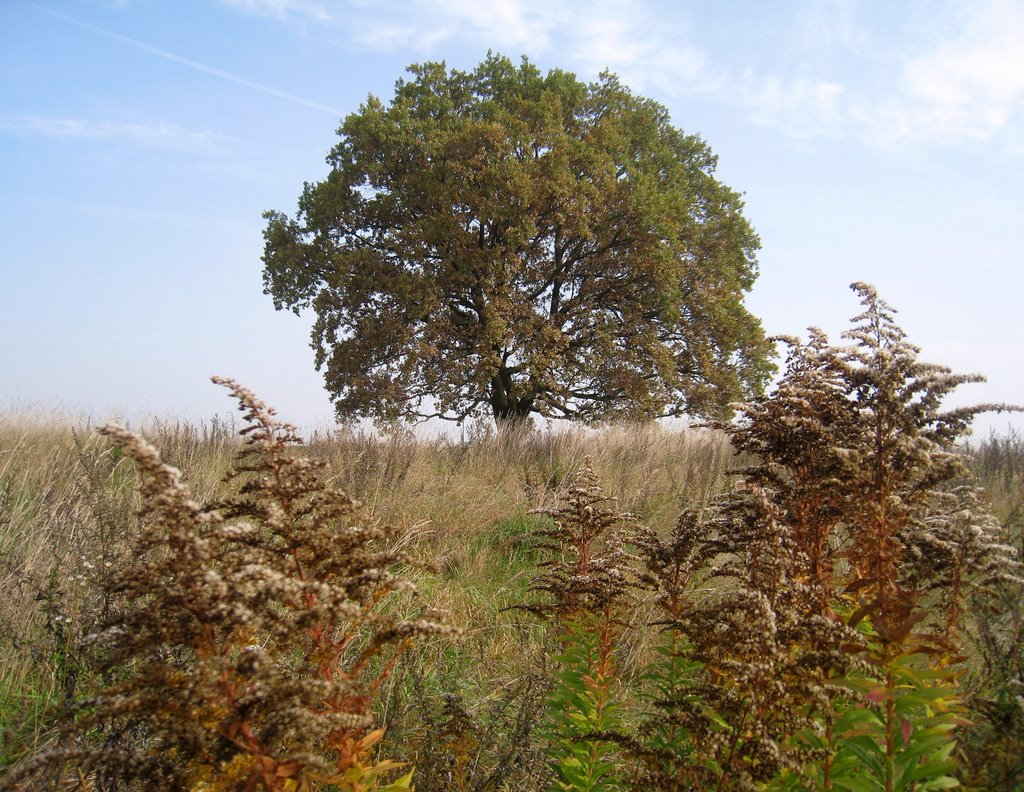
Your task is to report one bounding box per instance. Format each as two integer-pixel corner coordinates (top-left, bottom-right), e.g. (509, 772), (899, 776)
(262, 54), (775, 425)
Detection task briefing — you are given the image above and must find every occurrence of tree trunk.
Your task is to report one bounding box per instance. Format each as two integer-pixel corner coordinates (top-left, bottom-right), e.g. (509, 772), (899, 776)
(489, 368), (535, 428)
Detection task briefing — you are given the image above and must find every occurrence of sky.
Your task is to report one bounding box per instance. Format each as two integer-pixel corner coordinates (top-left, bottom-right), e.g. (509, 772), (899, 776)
(2, 0), (1022, 438)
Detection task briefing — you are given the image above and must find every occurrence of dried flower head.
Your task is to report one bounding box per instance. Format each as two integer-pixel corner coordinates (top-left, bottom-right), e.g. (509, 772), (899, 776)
(524, 459), (636, 622)
(11, 377), (455, 791)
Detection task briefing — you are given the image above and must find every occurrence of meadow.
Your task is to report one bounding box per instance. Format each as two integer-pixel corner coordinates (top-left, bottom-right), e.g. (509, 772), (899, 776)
(1, 291), (1022, 791)
(0, 409), (736, 787)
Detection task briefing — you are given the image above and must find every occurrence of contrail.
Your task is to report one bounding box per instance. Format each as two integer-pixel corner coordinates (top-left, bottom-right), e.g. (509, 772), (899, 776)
(30, 3), (344, 118)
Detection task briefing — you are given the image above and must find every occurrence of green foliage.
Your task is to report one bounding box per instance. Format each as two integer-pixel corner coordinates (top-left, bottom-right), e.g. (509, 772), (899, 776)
(957, 432), (1024, 789)
(392, 659), (551, 791)
(521, 462), (634, 791)
(262, 53), (774, 426)
(0, 431), (138, 772)
(828, 656), (963, 792)
(478, 511), (548, 572)
(544, 621), (624, 792)
(626, 631), (712, 790)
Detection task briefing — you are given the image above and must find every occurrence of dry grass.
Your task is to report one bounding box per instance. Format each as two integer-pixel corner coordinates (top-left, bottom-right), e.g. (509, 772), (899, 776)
(2, 391), (1019, 789)
(0, 414), (241, 768)
(0, 413), (737, 779)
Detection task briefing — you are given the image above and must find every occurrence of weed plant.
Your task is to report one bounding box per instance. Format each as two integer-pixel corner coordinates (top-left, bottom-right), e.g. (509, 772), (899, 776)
(520, 461), (637, 790)
(0, 284), (1021, 791)
(3, 379), (456, 790)
(678, 284), (1020, 790)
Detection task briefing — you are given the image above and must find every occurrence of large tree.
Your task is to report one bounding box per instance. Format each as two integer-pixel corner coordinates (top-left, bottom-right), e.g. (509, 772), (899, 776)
(263, 54), (774, 426)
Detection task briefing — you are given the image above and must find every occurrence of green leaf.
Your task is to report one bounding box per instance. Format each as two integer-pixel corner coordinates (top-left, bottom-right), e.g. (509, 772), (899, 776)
(701, 705), (731, 731)
(831, 777), (883, 792)
(916, 776), (960, 790)
(893, 687), (956, 715)
(841, 735), (885, 779)
(379, 769), (416, 791)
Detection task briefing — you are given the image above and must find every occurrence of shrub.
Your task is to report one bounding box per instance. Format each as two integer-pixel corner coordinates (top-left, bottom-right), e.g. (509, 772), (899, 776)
(696, 283), (1020, 791)
(6, 378), (455, 791)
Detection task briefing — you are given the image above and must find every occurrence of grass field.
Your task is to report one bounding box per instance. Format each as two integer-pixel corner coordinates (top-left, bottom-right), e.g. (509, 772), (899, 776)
(1, 407), (1021, 790)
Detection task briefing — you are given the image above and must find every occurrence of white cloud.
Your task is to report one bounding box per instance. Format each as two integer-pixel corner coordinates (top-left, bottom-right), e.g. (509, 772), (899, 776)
(344, 0), (567, 54)
(565, 1), (712, 94)
(0, 116), (232, 151)
(349, 19), (450, 53)
(214, 0), (1024, 152)
(795, 0), (866, 56)
(219, 0), (333, 23)
(222, 0), (713, 97)
(895, 0), (1024, 143)
(741, 77), (847, 138)
(425, 0), (563, 51)
(730, 0), (1024, 149)
(341, 0), (715, 98)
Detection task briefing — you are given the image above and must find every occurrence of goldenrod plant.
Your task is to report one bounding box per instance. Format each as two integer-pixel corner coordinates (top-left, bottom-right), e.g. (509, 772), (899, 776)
(704, 283), (1020, 791)
(522, 461), (636, 791)
(624, 511), (718, 790)
(2, 286), (1022, 791)
(6, 378), (454, 790)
